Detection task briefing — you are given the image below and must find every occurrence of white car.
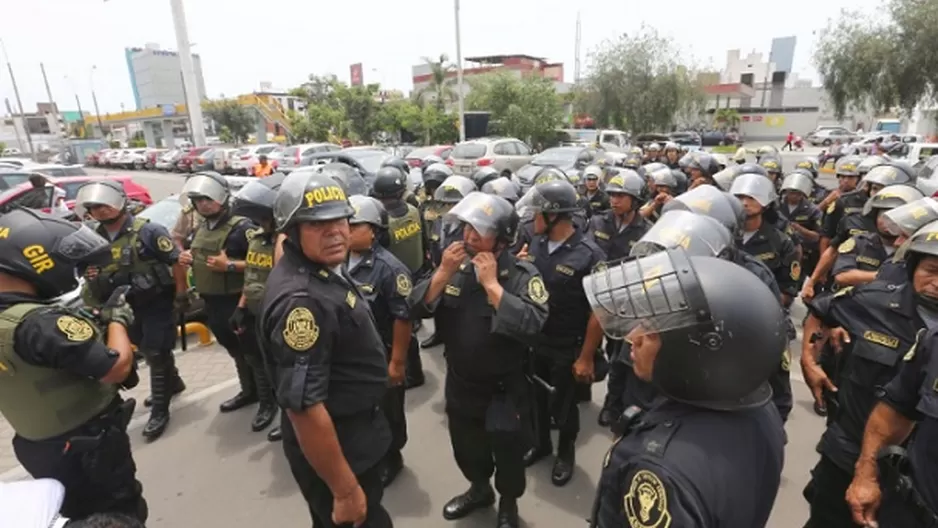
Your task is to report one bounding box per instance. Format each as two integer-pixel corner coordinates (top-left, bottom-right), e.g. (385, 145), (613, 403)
(279, 143), (341, 171)
(230, 144), (280, 175)
(117, 149), (148, 169)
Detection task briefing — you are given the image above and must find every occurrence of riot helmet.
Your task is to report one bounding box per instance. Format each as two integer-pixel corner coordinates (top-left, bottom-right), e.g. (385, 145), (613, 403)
(274, 171), (354, 231)
(755, 145), (779, 162)
(0, 209), (111, 299)
(348, 195), (389, 230)
(582, 164), (604, 182)
(420, 155), (445, 172)
(732, 147), (748, 164)
(711, 153), (729, 171)
(835, 155), (862, 177)
(516, 179), (582, 218)
(434, 175), (476, 204)
(423, 162), (453, 186)
(780, 172), (814, 198)
(471, 167), (501, 189)
(646, 143), (661, 153)
(917, 177), (938, 198)
(795, 158), (819, 178)
(532, 166), (570, 186)
(380, 156), (411, 176)
(583, 247), (786, 409)
(737, 163), (769, 178)
(319, 163), (367, 197)
(74, 179), (128, 219)
(605, 170), (646, 202)
(731, 173), (777, 208)
(857, 155), (889, 176)
(631, 210), (734, 260)
(862, 164), (915, 189)
(662, 185), (745, 233)
(372, 166), (408, 199)
(712, 165), (741, 191)
(650, 167), (678, 191)
(445, 192), (519, 247)
(643, 162), (667, 174)
(481, 177), (521, 203)
(623, 153), (643, 169)
(758, 156), (783, 181)
(881, 198), (938, 239)
(231, 172), (287, 223)
(902, 219), (938, 282)
(683, 151), (717, 177)
(181, 171), (230, 206)
(862, 184), (925, 216)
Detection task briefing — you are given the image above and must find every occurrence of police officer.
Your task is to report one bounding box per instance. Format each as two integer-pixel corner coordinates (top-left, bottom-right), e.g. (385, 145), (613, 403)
(514, 167), (587, 254)
(481, 177), (521, 204)
(371, 165), (427, 387)
(778, 170), (824, 279)
(680, 151), (717, 189)
(408, 192), (548, 528)
(877, 199), (938, 284)
(844, 226), (938, 527)
(346, 195), (414, 487)
(418, 175), (476, 349)
(800, 226), (932, 527)
(581, 165), (610, 214)
(420, 162), (452, 208)
(179, 172), (261, 419)
(794, 158), (831, 204)
(76, 180), (189, 441)
(712, 164), (741, 191)
(0, 209), (147, 521)
(832, 184), (925, 289)
(586, 170), (652, 426)
(639, 168), (678, 220)
(471, 167), (501, 190)
(588, 248), (786, 528)
(643, 143), (661, 163)
(755, 144), (780, 163)
(261, 171), (393, 528)
(380, 157), (420, 207)
(759, 155), (784, 189)
(662, 142), (681, 169)
(514, 180), (606, 486)
(227, 175), (284, 439)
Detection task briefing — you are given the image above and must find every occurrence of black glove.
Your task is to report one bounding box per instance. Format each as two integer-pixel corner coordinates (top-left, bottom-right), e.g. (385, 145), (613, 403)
(229, 306), (248, 333)
(121, 360), (140, 390)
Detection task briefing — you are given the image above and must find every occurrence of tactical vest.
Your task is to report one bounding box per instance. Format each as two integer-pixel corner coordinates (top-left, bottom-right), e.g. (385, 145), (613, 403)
(190, 215), (246, 295)
(387, 204), (424, 274)
(83, 217), (174, 303)
(243, 231), (274, 314)
(0, 304), (116, 441)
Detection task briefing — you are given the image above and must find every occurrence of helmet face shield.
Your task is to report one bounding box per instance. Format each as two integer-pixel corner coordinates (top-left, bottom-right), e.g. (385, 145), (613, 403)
(882, 198), (938, 238)
(74, 182), (126, 216)
(630, 211), (733, 259)
(182, 174), (229, 204)
(730, 174), (776, 207)
(58, 224), (111, 265)
(445, 192), (501, 238)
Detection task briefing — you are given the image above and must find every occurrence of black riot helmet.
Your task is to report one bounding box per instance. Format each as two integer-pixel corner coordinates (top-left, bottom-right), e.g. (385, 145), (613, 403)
(662, 184), (745, 234)
(471, 166), (501, 189)
(434, 175), (476, 204)
(862, 184), (925, 216)
(422, 162), (453, 188)
(605, 169), (646, 203)
(319, 163), (368, 197)
(380, 156), (411, 176)
(481, 177), (521, 204)
(274, 171), (354, 230)
(181, 171), (231, 206)
(420, 155), (445, 172)
(371, 166), (408, 199)
(630, 210), (734, 260)
(882, 198), (938, 239)
(348, 195), (389, 230)
(583, 247), (786, 410)
(516, 179), (582, 217)
(74, 179), (129, 219)
(231, 172), (287, 223)
(445, 192), (519, 246)
(0, 209), (111, 299)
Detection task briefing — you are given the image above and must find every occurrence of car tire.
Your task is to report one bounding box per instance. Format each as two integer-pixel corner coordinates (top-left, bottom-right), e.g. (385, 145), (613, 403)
(823, 139), (832, 146)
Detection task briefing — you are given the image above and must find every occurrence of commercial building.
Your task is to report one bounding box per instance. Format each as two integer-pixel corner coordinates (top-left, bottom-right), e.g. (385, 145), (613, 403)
(0, 103), (80, 153)
(125, 43), (207, 110)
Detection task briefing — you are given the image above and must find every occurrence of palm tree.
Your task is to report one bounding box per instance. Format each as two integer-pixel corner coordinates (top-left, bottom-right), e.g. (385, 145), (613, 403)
(714, 108), (741, 130)
(415, 54), (456, 111)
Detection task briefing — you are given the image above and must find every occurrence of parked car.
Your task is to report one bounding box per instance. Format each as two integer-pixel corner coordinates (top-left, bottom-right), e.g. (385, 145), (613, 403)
(155, 149), (183, 171)
(0, 157), (34, 169)
(632, 133), (671, 149)
(699, 130), (737, 147)
(176, 147), (213, 173)
(144, 148), (168, 170)
(102, 150), (126, 166)
(514, 146), (600, 191)
(403, 145), (454, 168)
(669, 131), (703, 151)
(45, 175), (152, 211)
(279, 143), (341, 172)
(209, 148), (236, 174)
(300, 150), (391, 190)
(231, 144), (280, 175)
(28, 164), (88, 177)
(188, 148), (216, 172)
(115, 148), (147, 169)
(447, 137), (534, 178)
(807, 127), (858, 146)
(287, 164), (369, 196)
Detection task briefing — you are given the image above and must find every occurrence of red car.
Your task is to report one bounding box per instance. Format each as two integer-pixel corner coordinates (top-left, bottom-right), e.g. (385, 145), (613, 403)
(176, 147), (213, 172)
(0, 176), (152, 214)
(404, 145), (453, 168)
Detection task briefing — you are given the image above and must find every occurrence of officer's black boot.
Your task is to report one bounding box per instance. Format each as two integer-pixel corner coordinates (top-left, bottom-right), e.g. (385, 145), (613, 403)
(144, 372), (185, 408)
(551, 436), (575, 487)
(220, 356), (258, 413)
(142, 365), (171, 441)
(420, 332), (442, 348)
(442, 482), (495, 520)
(267, 425), (282, 442)
(524, 390), (553, 467)
(380, 449), (404, 488)
(405, 340), (425, 390)
(248, 357), (276, 431)
(496, 496), (520, 528)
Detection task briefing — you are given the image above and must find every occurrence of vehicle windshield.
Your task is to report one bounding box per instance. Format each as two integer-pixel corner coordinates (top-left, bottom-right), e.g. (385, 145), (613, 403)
(531, 147), (580, 166)
(345, 151), (388, 173)
(138, 198), (182, 229)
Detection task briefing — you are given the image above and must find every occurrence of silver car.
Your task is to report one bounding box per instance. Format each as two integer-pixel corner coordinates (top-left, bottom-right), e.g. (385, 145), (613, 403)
(449, 137), (534, 178)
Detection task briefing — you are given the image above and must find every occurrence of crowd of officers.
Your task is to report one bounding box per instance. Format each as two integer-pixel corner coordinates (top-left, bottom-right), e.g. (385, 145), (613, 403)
(4, 137), (938, 528)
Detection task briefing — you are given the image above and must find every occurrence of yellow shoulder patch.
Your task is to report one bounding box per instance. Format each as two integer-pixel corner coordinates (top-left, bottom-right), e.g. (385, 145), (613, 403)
(790, 261), (801, 281)
(395, 273), (413, 296)
(527, 276), (549, 304)
(156, 236), (174, 252)
(838, 238), (856, 254)
(282, 307), (320, 351)
(56, 315), (94, 342)
(827, 201), (837, 214)
(834, 286), (855, 298)
(624, 469), (672, 528)
(904, 330), (925, 362)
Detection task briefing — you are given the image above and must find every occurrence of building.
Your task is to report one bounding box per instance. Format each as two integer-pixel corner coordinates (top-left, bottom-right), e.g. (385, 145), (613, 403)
(411, 54), (570, 107)
(0, 103), (80, 153)
(125, 43), (207, 111)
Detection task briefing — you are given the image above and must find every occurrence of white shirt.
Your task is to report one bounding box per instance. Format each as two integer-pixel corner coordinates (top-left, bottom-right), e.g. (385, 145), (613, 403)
(0, 479), (69, 528)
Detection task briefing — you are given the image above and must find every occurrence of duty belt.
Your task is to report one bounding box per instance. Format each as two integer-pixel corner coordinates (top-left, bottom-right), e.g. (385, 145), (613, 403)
(878, 445), (938, 527)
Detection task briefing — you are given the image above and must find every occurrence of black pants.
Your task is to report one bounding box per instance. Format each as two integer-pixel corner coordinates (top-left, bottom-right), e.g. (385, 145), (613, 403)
(14, 399), (147, 523)
(803, 455), (861, 528)
(447, 411), (526, 499)
(241, 311), (276, 406)
(533, 350), (579, 448)
(383, 383), (407, 455)
(770, 360), (793, 423)
(602, 340), (626, 412)
(203, 294), (257, 396)
(281, 413), (392, 528)
(129, 294), (179, 413)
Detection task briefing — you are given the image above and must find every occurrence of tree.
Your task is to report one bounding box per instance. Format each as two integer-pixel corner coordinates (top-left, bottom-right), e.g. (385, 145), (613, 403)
(714, 108), (742, 130)
(466, 72), (564, 147)
(414, 54), (456, 111)
(814, 0), (938, 119)
(576, 25), (706, 133)
(204, 99), (256, 143)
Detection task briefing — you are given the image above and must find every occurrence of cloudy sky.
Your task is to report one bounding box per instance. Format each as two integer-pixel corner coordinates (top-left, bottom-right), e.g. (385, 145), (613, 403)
(2, 0), (880, 114)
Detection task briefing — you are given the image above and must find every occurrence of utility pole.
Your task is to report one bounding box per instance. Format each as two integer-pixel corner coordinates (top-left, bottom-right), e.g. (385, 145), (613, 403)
(454, 0), (466, 142)
(4, 99), (24, 153)
(574, 11), (582, 84)
(1, 39), (34, 155)
(759, 49), (774, 109)
(90, 66), (106, 139)
(40, 63), (65, 140)
(169, 0), (206, 146)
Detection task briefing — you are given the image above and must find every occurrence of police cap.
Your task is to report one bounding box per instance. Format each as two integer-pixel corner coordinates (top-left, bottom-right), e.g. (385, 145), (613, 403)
(274, 171), (354, 230)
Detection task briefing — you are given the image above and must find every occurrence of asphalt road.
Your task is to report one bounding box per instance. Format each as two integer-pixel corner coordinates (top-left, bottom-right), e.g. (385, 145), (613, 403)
(77, 151), (831, 527)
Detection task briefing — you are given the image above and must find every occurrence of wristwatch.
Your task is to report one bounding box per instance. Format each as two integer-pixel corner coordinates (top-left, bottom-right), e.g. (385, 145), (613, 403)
(226, 262), (236, 272)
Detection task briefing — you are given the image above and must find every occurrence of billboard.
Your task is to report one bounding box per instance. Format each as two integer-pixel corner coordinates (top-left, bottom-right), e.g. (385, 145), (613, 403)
(770, 37), (796, 74)
(350, 63), (363, 86)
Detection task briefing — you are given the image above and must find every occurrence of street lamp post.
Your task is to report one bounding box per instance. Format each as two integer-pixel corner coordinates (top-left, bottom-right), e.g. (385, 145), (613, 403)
(454, 0), (466, 142)
(90, 66), (105, 139)
(64, 75), (87, 133)
(0, 38), (35, 156)
(169, 0), (206, 146)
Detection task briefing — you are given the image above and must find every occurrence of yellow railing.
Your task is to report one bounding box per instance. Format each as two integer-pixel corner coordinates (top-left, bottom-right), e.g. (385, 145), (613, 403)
(86, 94), (292, 132)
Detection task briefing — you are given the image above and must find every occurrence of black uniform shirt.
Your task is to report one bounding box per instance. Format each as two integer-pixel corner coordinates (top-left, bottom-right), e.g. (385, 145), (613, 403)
(588, 211), (651, 261)
(822, 189), (869, 241)
(876, 256), (908, 285)
(583, 189), (610, 215)
(259, 244), (390, 473)
(832, 232), (889, 278)
(808, 282), (923, 472)
(738, 221), (800, 299)
(6, 293), (117, 379)
(348, 243), (412, 345)
(778, 199), (823, 250)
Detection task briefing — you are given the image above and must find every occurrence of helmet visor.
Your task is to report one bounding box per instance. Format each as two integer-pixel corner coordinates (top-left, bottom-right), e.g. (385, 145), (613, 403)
(730, 174), (776, 207)
(630, 210), (732, 259)
(514, 186), (554, 217)
(58, 223), (111, 265)
(882, 198), (938, 237)
(273, 171), (315, 230)
(434, 176), (475, 203)
(74, 182), (125, 215)
(583, 248), (702, 340)
(444, 192), (501, 238)
(181, 174), (228, 204)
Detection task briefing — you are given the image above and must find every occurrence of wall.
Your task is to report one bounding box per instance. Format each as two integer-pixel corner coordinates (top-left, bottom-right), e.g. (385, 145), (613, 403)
(127, 47), (208, 110)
